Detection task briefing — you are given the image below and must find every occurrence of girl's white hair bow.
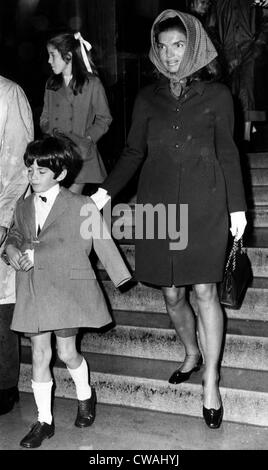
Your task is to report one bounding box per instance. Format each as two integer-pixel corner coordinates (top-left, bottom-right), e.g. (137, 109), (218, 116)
(74, 32), (92, 73)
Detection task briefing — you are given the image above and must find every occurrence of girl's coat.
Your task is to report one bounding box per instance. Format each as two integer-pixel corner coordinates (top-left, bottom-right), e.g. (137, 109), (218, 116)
(40, 76), (112, 183)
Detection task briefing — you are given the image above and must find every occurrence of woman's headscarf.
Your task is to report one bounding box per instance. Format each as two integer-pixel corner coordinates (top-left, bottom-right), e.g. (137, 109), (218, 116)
(149, 9), (217, 86)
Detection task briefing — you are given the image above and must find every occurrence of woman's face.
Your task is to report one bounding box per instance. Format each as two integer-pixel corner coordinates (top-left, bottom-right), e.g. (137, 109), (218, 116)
(157, 28), (187, 73)
(47, 44), (71, 75)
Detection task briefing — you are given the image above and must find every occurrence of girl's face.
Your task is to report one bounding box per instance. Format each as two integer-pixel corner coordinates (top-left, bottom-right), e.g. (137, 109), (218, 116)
(47, 44), (71, 75)
(157, 28), (187, 73)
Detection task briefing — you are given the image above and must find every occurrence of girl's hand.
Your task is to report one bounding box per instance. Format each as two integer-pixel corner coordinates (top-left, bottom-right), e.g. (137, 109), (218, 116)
(19, 253), (34, 271)
(5, 245), (23, 270)
(230, 211), (247, 240)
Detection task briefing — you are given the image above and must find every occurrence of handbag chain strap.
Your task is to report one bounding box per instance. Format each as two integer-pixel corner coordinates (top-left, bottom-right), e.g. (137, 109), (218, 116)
(225, 237), (243, 273)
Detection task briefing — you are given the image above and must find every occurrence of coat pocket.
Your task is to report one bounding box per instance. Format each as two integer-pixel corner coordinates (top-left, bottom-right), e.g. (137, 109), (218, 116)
(70, 268), (96, 280)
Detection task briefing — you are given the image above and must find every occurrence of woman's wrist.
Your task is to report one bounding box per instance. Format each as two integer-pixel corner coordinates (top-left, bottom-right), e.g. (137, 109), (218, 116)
(90, 188), (111, 210)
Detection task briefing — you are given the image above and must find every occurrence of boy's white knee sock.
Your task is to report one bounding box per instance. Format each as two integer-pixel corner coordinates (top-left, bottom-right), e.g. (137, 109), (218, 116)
(31, 379), (53, 425)
(67, 357), (91, 401)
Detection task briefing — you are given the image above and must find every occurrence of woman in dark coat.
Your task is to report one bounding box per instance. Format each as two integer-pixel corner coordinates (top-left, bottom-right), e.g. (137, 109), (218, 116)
(92, 10), (247, 428)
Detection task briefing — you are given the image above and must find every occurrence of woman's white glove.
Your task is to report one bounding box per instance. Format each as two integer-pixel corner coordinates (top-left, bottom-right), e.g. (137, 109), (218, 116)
(230, 211), (247, 240)
(90, 188), (111, 210)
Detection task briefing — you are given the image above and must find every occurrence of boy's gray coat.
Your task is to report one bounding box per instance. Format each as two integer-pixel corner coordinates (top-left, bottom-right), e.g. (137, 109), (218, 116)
(6, 188), (131, 333)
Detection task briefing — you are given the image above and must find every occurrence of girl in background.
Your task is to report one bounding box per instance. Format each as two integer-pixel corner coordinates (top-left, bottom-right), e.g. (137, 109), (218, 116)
(40, 32), (112, 194)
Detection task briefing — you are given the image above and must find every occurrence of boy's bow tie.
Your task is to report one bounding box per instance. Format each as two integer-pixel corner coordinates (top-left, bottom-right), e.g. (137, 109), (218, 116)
(39, 195), (47, 203)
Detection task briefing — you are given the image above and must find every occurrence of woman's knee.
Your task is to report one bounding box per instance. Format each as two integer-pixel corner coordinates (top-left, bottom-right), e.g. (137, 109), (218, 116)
(162, 286), (186, 308)
(194, 283), (218, 303)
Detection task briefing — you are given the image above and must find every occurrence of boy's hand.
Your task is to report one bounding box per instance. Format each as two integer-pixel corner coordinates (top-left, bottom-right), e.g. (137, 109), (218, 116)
(5, 245), (23, 270)
(19, 252), (34, 271)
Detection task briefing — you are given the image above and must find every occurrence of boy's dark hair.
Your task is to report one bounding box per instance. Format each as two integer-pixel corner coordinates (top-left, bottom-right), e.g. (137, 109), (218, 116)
(24, 135), (75, 179)
(46, 32), (98, 95)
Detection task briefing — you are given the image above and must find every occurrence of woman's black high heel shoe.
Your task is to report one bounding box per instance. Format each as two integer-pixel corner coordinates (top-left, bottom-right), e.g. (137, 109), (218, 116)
(168, 354), (203, 384)
(203, 404), (223, 429)
(202, 380), (223, 429)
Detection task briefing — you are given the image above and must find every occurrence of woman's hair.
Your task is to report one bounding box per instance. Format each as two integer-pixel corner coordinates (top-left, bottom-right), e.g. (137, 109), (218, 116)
(153, 16), (221, 83)
(188, 58), (222, 83)
(46, 32), (98, 95)
(154, 16), (187, 43)
(24, 135), (76, 178)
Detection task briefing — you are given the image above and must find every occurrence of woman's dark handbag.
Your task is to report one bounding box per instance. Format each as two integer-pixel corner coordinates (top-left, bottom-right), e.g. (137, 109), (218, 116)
(219, 237), (252, 309)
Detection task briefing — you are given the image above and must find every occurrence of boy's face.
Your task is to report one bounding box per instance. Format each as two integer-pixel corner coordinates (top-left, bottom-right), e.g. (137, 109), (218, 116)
(27, 161), (60, 193)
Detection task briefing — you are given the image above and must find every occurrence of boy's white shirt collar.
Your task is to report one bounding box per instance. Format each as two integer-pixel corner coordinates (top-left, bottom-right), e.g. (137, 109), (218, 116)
(34, 183), (60, 205)
(25, 185), (61, 265)
(34, 183), (60, 232)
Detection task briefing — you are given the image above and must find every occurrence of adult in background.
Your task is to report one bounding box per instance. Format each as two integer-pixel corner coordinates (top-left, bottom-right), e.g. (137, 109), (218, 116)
(186, 0), (218, 41)
(0, 74), (34, 415)
(212, 0), (268, 142)
(187, 0), (211, 22)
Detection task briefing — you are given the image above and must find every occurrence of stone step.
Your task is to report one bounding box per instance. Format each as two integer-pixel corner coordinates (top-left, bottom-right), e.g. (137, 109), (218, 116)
(247, 247), (268, 276)
(82, 327), (268, 371)
(97, 244), (268, 278)
(247, 206), (268, 228)
(245, 227), (268, 248)
(112, 310), (268, 337)
(19, 357), (268, 427)
(20, 321), (268, 371)
(99, 280), (268, 322)
(249, 169), (268, 186)
(246, 153), (268, 168)
(250, 186), (268, 206)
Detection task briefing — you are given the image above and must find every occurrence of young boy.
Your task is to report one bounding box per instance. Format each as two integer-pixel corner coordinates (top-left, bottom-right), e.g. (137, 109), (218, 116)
(5, 136), (131, 449)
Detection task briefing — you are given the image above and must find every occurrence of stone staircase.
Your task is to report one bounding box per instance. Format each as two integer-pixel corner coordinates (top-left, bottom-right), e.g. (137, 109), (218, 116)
(19, 152), (268, 427)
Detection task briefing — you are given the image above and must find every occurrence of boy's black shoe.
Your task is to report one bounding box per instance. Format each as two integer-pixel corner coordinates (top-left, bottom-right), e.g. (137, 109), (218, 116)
(75, 387), (97, 427)
(0, 386), (19, 415)
(20, 421), (55, 448)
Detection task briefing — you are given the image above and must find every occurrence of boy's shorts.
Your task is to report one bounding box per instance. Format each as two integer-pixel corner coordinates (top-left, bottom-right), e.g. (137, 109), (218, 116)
(25, 328), (79, 338)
